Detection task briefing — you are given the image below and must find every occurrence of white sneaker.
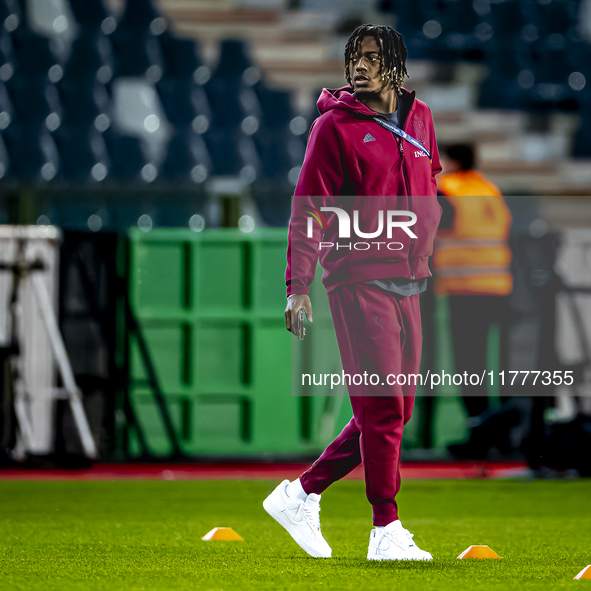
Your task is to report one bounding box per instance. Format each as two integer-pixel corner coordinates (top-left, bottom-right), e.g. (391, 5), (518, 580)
(367, 520), (432, 561)
(263, 480), (332, 558)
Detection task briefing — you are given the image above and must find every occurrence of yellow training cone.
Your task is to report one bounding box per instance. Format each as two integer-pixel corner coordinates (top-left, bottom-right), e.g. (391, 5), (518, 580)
(574, 566), (591, 580)
(457, 545), (501, 559)
(202, 527), (244, 541)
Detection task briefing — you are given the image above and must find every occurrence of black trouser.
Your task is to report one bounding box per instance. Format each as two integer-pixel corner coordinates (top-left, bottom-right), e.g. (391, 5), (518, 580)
(448, 295), (509, 418)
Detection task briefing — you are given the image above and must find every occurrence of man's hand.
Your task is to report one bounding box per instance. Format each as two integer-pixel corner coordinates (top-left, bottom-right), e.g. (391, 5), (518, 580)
(285, 294), (313, 340)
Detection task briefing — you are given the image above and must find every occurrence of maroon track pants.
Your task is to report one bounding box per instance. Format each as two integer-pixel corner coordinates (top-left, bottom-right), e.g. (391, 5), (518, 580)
(299, 283), (422, 526)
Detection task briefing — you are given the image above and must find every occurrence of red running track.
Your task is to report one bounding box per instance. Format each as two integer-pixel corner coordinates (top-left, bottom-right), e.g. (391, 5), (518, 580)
(0, 462), (528, 481)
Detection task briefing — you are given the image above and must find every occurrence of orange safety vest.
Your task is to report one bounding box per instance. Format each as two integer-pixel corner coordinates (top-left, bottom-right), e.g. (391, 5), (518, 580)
(433, 170), (513, 297)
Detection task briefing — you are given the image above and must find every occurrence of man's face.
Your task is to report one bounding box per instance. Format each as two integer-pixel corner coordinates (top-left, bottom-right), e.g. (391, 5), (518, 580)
(348, 36), (387, 94)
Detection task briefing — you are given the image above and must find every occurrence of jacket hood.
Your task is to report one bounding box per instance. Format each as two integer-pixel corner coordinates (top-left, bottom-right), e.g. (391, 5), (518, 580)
(317, 85), (416, 119)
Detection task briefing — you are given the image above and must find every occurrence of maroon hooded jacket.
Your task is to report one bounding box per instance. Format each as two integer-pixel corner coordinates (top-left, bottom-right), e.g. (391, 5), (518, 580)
(286, 86), (442, 296)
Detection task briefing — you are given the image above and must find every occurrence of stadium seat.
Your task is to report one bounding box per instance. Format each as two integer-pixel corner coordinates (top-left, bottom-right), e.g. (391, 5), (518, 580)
(0, 0), (19, 30)
(103, 129), (157, 183)
(533, 0), (576, 37)
(488, 0), (529, 39)
(64, 32), (115, 83)
(0, 131), (10, 179)
(6, 76), (62, 128)
(58, 32), (113, 126)
(159, 33), (204, 78)
(156, 77), (211, 129)
(57, 79), (110, 127)
(528, 41), (579, 111)
(53, 124), (110, 182)
(117, 0), (166, 34)
(478, 39), (535, 109)
(0, 33), (15, 86)
(213, 39), (255, 79)
(111, 29), (164, 81)
(254, 126), (304, 183)
(252, 88), (305, 225)
(110, 0), (166, 80)
(68, 0), (111, 32)
(160, 129), (212, 184)
(572, 99), (591, 157)
(255, 86), (295, 129)
(204, 78), (261, 128)
(10, 31), (60, 79)
(387, 0), (438, 33)
(205, 125), (260, 180)
(379, 0), (439, 59)
(3, 122), (59, 181)
(431, 0), (487, 61)
(0, 80), (14, 127)
(250, 86), (305, 180)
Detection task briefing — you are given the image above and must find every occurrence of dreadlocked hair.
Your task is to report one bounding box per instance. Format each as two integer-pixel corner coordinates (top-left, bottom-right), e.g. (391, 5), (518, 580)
(344, 24), (409, 95)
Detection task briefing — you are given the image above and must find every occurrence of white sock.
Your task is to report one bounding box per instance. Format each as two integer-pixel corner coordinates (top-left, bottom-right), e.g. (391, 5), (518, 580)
(286, 478), (308, 502)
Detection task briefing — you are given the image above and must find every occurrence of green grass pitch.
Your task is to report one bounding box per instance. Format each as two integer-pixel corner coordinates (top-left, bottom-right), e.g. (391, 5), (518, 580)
(0, 478), (590, 590)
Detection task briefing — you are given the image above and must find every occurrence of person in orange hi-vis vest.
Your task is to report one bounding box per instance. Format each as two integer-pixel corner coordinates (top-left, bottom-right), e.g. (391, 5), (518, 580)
(433, 143), (513, 459)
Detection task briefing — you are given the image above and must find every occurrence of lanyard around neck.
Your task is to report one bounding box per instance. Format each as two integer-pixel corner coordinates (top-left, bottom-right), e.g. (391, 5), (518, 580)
(373, 117), (431, 161)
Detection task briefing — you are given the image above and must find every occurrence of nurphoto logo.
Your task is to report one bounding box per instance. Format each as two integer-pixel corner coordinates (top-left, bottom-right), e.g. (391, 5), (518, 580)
(304, 206), (418, 251)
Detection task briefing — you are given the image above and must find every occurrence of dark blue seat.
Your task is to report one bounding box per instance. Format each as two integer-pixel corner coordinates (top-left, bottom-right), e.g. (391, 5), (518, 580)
(58, 32), (113, 126)
(0, 0), (18, 17)
(252, 88), (305, 225)
(3, 122), (59, 181)
(533, 0), (576, 37)
(6, 76), (62, 127)
(205, 125), (260, 180)
(440, 0), (481, 34)
(160, 130), (211, 183)
(478, 38), (534, 109)
(65, 32), (115, 83)
(0, 0), (19, 31)
(255, 86), (295, 129)
(488, 0), (529, 39)
(110, 0), (166, 79)
(388, 0), (438, 33)
(204, 40), (260, 128)
(156, 76), (211, 128)
(528, 41), (580, 111)
(573, 99), (591, 157)
(0, 131), (10, 180)
(250, 86), (305, 182)
(204, 78), (261, 128)
(252, 97), (303, 227)
(0, 33), (15, 85)
(0, 81), (14, 128)
(380, 0), (439, 59)
(68, 0), (110, 31)
(103, 129), (156, 183)
(159, 33), (204, 78)
(58, 79), (110, 126)
(10, 31), (59, 77)
(430, 0), (488, 61)
(53, 124), (110, 182)
(111, 29), (164, 80)
(118, 0), (165, 34)
(214, 39), (254, 79)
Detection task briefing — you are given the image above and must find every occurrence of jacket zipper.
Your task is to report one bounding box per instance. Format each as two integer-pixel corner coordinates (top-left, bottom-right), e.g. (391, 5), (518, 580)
(397, 137), (415, 280)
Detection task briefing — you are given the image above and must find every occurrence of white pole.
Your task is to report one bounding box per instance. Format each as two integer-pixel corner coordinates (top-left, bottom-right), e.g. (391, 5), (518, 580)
(31, 273), (97, 459)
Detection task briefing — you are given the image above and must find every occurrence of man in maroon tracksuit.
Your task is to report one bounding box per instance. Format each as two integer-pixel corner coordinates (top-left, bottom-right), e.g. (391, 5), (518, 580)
(263, 25), (442, 561)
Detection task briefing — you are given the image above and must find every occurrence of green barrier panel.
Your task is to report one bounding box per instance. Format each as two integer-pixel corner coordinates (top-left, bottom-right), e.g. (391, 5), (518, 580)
(124, 228), (493, 459)
(126, 228), (339, 458)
